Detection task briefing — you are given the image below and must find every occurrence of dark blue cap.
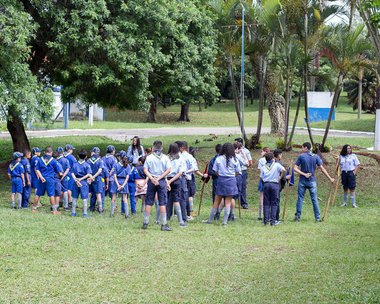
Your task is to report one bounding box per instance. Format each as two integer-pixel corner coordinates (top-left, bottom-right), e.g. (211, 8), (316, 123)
(13, 152), (23, 159)
(32, 147), (42, 154)
(56, 147), (64, 153)
(65, 144), (75, 151)
(91, 147), (100, 154)
(127, 156), (133, 163)
(107, 145), (115, 152)
(118, 151), (127, 158)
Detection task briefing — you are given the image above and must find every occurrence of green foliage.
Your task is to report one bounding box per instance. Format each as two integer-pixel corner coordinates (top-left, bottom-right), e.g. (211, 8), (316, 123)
(313, 142), (331, 153)
(275, 137), (292, 150)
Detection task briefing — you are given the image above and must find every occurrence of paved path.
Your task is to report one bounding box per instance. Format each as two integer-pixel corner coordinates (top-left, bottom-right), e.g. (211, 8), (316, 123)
(0, 126), (374, 142)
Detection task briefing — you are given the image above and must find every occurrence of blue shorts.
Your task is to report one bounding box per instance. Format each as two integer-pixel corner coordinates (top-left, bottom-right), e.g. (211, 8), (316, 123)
(341, 171), (356, 190)
(31, 176), (39, 189)
(168, 178), (181, 203)
(54, 178), (62, 196)
(111, 177), (129, 194)
(90, 178), (103, 194)
(67, 174), (74, 191)
(187, 179), (196, 197)
(146, 179), (167, 206)
(61, 176), (69, 192)
(233, 174), (243, 199)
(258, 178), (264, 192)
(72, 180), (89, 199)
(36, 177), (55, 197)
(11, 177), (23, 194)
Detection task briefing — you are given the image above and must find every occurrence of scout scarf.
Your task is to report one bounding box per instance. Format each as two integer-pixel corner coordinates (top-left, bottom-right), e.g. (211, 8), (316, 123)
(152, 150), (162, 159)
(78, 160), (86, 165)
(9, 161), (20, 171)
(89, 156), (100, 164)
(41, 155), (53, 166)
(265, 161), (275, 171)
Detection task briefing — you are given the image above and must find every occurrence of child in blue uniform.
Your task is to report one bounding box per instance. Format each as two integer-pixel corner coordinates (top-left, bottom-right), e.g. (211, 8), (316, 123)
(135, 156), (148, 212)
(87, 147), (105, 213)
(8, 152), (25, 209)
(203, 143), (241, 226)
(20, 149), (31, 208)
(71, 149), (92, 217)
(208, 144), (222, 205)
(102, 145), (117, 199)
(339, 145), (360, 208)
(175, 141), (189, 225)
(32, 146), (62, 214)
(142, 140), (172, 231)
(100, 167), (110, 212)
(56, 147), (71, 211)
(124, 156), (140, 215)
(257, 147), (270, 220)
(110, 151), (131, 218)
(166, 143), (187, 227)
(235, 138), (253, 209)
(52, 152), (64, 209)
(64, 144), (77, 205)
(30, 147), (42, 206)
(260, 152), (286, 226)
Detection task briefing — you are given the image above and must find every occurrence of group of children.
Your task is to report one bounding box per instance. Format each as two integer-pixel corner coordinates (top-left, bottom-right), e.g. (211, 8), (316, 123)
(8, 137), (360, 230)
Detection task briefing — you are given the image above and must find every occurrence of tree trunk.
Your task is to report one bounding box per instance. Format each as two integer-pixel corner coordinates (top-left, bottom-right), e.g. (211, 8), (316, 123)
(147, 98), (157, 122)
(250, 88), (254, 104)
(288, 78), (303, 149)
(321, 71), (344, 147)
(7, 105), (30, 152)
(265, 70), (285, 136)
(358, 66), (363, 119)
(253, 56), (267, 147)
(178, 103), (190, 122)
(227, 53), (241, 125)
(283, 74), (291, 150)
(198, 100), (202, 112)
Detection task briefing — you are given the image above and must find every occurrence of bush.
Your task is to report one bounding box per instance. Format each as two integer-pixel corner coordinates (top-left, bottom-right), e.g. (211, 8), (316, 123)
(275, 138), (293, 151)
(313, 143), (331, 153)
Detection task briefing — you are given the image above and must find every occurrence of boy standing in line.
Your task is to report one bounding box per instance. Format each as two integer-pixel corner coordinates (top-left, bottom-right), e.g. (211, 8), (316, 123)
(87, 147), (104, 213)
(8, 152), (25, 209)
(56, 147), (71, 211)
(20, 149), (31, 208)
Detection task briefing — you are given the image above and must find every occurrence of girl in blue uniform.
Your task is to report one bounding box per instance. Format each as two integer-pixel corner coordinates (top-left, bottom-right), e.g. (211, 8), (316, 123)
(339, 145), (360, 208)
(166, 143), (187, 227)
(8, 152), (25, 209)
(127, 136), (145, 166)
(203, 143), (241, 226)
(110, 151), (131, 218)
(135, 156), (148, 212)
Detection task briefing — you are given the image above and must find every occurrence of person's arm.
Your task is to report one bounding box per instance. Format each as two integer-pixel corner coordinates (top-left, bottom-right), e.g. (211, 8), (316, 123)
(168, 171), (183, 184)
(157, 168), (171, 181)
(92, 168), (103, 180)
(293, 165), (312, 179)
(36, 170), (46, 183)
(278, 169), (286, 183)
(120, 175), (129, 188)
(8, 173), (11, 180)
(25, 172), (31, 187)
(114, 174), (120, 188)
(144, 167), (158, 185)
(353, 155), (360, 175)
(318, 165), (335, 183)
(105, 177), (109, 190)
(214, 170), (219, 177)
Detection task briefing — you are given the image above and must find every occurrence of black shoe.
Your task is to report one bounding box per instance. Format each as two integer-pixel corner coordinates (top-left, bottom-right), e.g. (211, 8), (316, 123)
(257, 217), (263, 221)
(264, 222), (269, 226)
(214, 211), (220, 220)
(271, 221), (279, 226)
(142, 223), (148, 230)
(315, 219), (322, 222)
(59, 202), (63, 208)
(242, 205), (248, 209)
(64, 207), (71, 212)
(125, 215), (129, 220)
(293, 216), (300, 222)
(228, 214), (235, 222)
(161, 224), (173, 231)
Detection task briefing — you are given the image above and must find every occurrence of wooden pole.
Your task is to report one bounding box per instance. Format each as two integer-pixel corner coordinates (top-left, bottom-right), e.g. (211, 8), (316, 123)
(331, 157), (341, 207)
(281, 161), (293, 221)
(197, 181), (206, 217)
(322, 156), (340, 221)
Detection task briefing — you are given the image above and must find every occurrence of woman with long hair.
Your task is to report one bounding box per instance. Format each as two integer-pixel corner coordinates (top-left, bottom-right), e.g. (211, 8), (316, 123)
(203, 143), (241, 226)
(127, 136), (145, 166)
(339, 145), (360, 208)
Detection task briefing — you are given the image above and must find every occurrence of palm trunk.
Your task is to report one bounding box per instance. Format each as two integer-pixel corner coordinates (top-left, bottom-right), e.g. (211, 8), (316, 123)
(283, 73), (290, 150)
(7, 105), (30, 152)
(227, 53), (241, 125)
(358, 66), (363, 119)
(321, 71), (344, 147)
(254, 56), (267, 147)
(288, 78), (303, 147)
(178, 103), (190, 122)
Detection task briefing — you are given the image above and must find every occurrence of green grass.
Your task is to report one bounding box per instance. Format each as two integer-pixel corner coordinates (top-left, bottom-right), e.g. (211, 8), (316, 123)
(8, 95), (374, 132)
(0, 135), (379, 303)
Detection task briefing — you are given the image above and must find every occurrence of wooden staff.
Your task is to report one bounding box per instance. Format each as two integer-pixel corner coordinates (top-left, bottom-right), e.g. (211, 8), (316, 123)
(281, 161), (293, 221)
(322, 156), (340, 222)
(197, 162), (210, 216)
(331, 157), (341, 207)
(197, 181), (206, 216)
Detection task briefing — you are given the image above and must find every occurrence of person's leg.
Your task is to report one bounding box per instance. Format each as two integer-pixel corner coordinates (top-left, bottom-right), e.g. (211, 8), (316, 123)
(110, 193), (117, 217)
(270, 184), (279, 225)
(295, 180), (306, 221)
(123, 194), (129, 217)
(96, 192), (102, 213)
(17, 192), (23, 209)
(167, 187), (174, 221)
(179, 178), (188, 223)
(350, 189), (357, 207)
(229, 198), (235, 221)
(222, 196), (232, 225)
(241, 170), (248, 207)
(309, 181), (320, 221)
(263, 184), (270, 225)
(204, 195), (222, 223)
(22, 185), (31, 208)
(141, 194), (146, 213)
(157, 179), (171, 231)
(259, 191), (264, 220)
(142, 180), (155, 228)
(129, 183), (136, 214)
(11, 192), (16, 209)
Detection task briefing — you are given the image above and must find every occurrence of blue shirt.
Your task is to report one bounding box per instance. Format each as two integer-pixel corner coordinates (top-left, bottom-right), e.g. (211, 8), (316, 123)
(102, 153), (117, 172)
(235, 152), (247, 172)
(127, 145), (145, 165)
(36, 155), (61, 179)
(258, 157), (266, 170)
(208, 155), (219, 179)
(20, 158), (31, 174)
(102, 167), (110, 179)
(340, 154), (360, 171)
(243, 147), (252, 165)
(295, 151), (323, 182)
(181, 151), (194, 180)
(8, 161), (25, 177)
(31, 155), (39, 180)
(212, 155), (241, 177)
(111, 162), (132, 178)
(144, 152), (171, 177)
(260, 161), (285, 183)
(72, 160), (92, 178)
(135, 164), (146, 179)
(128, 165), (140, 182)
(167, 155), (187, 178)
(54, 163), (64, 180)
(64, 152), (77, 172)
(57, 155), (70, 174)
(87, 155), (104, 182)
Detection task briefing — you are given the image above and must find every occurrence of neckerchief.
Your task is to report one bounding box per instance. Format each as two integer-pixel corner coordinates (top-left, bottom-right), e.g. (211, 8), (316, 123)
(106, 154), (113, 159)
(64, 152), (70, 157)
(57, 155), (63, 160)
(265, 161), (275, 171)
(89, 155), (100, 164)
(10, 161), (20, 171)
(307, 151), (314, 156)
(41, 155), (53, 167)
(78, 160), (86, 165)
(152, 150), (162, 159)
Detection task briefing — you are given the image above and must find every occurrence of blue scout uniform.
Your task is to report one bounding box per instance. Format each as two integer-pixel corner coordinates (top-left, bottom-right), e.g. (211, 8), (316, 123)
(212, 155), (241, 196)
(340, 154), (360, 190)
(167, 155), (186, 220)
(260, 161), (285, 225)
(57, 154), (70, 192)
(8, 160), (25, 194)
(36, 155), (61, 197)
(20, 157), (31, 207)
(54, 163), (64, 197)
(111, 161), (131, 194)
(64, 152), (77, 191)
(234, 152), (246, 200)
(240, 147), (251, 207)
(87, 154), (104, 194)
(100, 167), (110, 209)
(30, 155), (39, 189)
(102, 153), (117, 197)
(144, 151), (171, 206)
(71, 160), (92, 199)
(294, 151), (323, 221)
(127, 145), (145, 166)
(187, 155), (198, 197)
(121, 165), (140, 214)
(208, 154), (219, 203)
(275, 159), (288, 221)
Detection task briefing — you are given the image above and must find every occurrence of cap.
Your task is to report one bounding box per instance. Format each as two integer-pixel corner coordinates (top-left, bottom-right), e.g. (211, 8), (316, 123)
(106, 145), (115, 153)
(127, 156), (133, 163)
(31, 147), (42, 154)
(91, 147), (100, 154)
(13, 152), (23, 159)
(56, 147), (64, 153)
(118, 151), (127, 158)
(65, 144), (75, 151)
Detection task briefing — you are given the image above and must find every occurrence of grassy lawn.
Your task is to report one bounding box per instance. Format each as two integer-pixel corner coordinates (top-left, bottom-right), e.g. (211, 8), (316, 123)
(8, 95), (375, 133)
(0, 135), (379, 303)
